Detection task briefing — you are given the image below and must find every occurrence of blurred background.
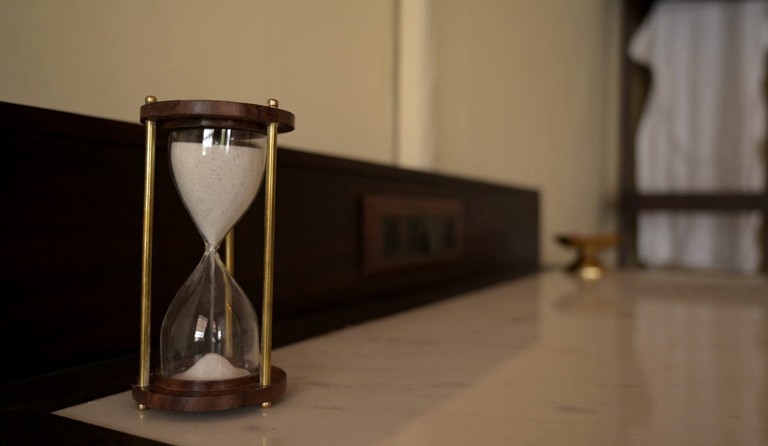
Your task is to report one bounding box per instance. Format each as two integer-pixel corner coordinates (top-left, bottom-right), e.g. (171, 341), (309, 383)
(0, 0), (622, 267)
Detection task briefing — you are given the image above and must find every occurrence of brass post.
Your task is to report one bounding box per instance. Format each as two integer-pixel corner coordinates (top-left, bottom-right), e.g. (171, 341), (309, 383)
(224, 229), (235, 357)
(225, 229), (235, 273)
(260, 99), (280, 407)
(138, 95), (158, 410)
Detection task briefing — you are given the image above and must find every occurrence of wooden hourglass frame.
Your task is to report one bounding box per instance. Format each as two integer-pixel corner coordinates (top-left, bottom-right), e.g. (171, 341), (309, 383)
(132, 97), (295, 412)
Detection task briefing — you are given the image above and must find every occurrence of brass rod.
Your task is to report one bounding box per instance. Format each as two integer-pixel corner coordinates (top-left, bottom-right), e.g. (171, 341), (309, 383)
(224, 229), (235, 357)
(139, 96), (158, 395)
(225, 229), (235, 273)
(260, 99), (280, 397)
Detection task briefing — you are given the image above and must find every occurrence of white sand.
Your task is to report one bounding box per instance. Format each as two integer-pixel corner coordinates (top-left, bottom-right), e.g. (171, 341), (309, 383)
(171, 141), (264, 246)
(173, 353), (251, 381)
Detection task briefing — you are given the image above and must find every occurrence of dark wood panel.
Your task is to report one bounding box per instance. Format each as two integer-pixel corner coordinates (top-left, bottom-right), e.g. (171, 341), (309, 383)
(1, 101), (539, 384)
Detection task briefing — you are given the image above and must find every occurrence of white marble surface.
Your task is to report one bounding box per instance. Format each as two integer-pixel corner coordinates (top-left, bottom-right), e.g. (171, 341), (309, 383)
(56, 271), (768, 445)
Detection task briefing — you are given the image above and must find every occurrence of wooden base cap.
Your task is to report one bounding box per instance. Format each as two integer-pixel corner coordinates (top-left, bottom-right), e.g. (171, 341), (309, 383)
(132, 366), (286, 412)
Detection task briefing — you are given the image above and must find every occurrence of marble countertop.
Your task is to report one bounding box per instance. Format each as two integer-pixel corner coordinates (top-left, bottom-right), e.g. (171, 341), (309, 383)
(56, 270), (768, 445)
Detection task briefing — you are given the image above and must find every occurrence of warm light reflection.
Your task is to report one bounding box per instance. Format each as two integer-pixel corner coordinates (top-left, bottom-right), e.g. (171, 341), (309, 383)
(193, 315), (208, 342)
(632, 292), (765, 445)
(579, 265), (603, 281)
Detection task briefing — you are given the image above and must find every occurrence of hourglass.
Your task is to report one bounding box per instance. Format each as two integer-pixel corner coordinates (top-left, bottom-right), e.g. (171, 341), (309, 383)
(132, 97), (294, 412)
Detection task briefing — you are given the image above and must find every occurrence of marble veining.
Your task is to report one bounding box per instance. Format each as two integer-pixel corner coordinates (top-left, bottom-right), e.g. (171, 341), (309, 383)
(55, 271), (768, 445)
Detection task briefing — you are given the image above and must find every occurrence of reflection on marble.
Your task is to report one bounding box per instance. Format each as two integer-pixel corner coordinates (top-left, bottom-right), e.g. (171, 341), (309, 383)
(55, 271), (768, 445)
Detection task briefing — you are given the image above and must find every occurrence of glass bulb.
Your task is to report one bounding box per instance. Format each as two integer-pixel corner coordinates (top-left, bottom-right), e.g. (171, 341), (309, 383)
(159, 128), (266, 381)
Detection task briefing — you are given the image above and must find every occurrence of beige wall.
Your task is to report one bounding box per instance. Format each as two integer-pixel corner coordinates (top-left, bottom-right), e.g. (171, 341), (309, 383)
(0, 0), (395, 164)
(433, 0), (620, 265)
(0, 0), (620, 265)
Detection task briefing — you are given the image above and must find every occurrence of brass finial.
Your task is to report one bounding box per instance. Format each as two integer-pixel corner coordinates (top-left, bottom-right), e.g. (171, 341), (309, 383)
(268, 98), (279, 108)
(144, 95), (157, 104)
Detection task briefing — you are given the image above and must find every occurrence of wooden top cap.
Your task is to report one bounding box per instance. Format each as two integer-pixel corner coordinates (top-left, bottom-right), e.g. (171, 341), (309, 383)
(140, 99), (295, 134)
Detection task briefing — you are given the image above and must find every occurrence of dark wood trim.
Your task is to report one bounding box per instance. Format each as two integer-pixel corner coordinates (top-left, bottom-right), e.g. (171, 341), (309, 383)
(0, 101), (145, 145)
(618, 0), (653, 267)
(624, 193), (768, 211)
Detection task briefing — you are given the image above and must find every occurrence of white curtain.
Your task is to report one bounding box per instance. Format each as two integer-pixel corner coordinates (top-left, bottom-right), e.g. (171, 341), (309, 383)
(630, 0), (768, 272)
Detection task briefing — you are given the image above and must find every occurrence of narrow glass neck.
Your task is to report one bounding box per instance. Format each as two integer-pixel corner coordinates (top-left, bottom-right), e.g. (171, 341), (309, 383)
(204, 242), (220, 255)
